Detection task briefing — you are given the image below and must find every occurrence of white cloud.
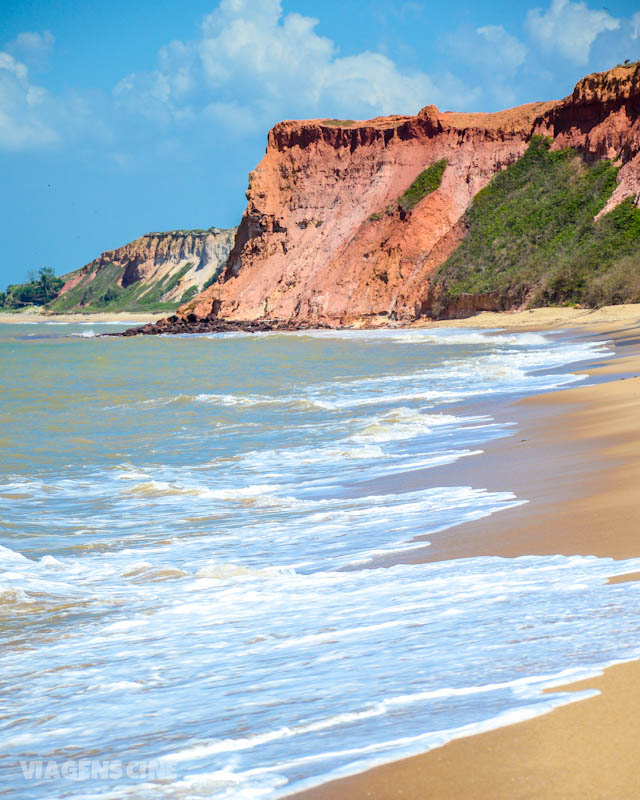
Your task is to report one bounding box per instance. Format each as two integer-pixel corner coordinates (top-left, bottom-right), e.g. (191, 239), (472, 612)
(115, 0), (477, 134)
(442, 23), (527, 109)
(6, 1), (632, 157)
(525, 0), (620, 64)
(6, 30), (55, 70)
(476, 25), (527, 70)
(0, 36), (112, 152)
(204, 100), (261, 134)
(113, 69), (194, 125)
(0, 51), (58, 149)
(3, 4), (475, 154)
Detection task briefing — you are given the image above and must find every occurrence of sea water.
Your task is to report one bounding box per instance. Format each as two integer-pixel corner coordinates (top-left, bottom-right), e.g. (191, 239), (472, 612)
(1, 321), (640, 799)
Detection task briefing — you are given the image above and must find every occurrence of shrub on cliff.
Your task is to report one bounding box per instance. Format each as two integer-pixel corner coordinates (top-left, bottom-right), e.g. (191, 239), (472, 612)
(535, 196), (640, 306)
(433, 137), (640, 310)
(0, 267), (64, 309)
(399, 159), (447, 212)
(369, 159), (448, 222)
(322, 119), (357, 127)
(180, 285), (199, 303)
(580, 253), (640, 306)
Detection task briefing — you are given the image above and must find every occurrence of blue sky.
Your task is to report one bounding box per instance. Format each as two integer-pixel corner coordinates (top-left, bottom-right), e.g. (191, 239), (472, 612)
(1, 0), (639, 286)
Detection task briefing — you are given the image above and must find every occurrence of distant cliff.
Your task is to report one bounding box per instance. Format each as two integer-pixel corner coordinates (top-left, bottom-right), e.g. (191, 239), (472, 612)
(49, 227), (236, 313)
(174, 62), (639, 327)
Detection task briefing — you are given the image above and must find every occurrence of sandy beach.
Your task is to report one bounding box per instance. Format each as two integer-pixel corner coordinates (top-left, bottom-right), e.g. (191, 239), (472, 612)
(414, 302), (640, 332)
(2, 301), (640, 330)
(0, 310), (162, 324)
(289, 304), (640, 799)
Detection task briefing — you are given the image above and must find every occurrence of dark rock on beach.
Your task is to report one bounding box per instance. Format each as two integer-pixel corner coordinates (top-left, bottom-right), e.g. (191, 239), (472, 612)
(107, 314), (329, 337)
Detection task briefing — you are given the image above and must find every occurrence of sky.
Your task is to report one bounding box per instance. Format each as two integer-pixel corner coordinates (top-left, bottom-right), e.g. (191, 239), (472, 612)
(1, 0), (639, 286)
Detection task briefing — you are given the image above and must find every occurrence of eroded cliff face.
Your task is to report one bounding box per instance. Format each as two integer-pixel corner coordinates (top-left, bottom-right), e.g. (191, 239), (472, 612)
(56, 227), (236, 311)
(560, 63), (640, 216)
(179, 63), (640, 325)
(182, 104), (553, 323)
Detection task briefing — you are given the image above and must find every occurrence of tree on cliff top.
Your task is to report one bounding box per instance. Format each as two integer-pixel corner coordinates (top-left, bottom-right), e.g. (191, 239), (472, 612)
(0, 267), (64, 309)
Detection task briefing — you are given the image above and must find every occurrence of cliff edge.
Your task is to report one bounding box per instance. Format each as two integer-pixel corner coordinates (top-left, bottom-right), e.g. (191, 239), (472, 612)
(50, 227), (236, 313)
(174, 62), (639, 327)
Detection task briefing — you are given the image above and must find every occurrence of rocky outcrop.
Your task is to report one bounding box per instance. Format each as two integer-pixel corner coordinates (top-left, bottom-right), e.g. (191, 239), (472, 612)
(54, 227), (236, 311)
(114, 316), (327, 337)
(176, 63), (639, 326)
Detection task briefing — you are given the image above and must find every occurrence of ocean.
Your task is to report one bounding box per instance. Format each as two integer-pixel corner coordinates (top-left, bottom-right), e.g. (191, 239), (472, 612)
(2, 320), (640, 799)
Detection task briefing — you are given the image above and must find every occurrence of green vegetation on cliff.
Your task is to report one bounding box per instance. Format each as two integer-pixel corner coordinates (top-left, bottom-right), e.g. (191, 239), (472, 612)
(322, 119), (357, 127)
(0, 267), (64, 309)
(433, 137), (640, 312)
(1, 226), (236, 315)
(369, 159), (448, 221)
(47, 261), (196, 313)
(180, 285), (199, 303)
(399, 159), (447, 212)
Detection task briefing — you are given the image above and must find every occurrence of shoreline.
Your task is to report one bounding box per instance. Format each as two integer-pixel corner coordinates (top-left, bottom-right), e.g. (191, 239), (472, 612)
(2, 301), (638, 334)
(0, 311), (163, 324)
(413, 302), (640, 332)
(6, 303), (640, 796)
(290, 660), (640, 799)
(288, 315), (640, 798)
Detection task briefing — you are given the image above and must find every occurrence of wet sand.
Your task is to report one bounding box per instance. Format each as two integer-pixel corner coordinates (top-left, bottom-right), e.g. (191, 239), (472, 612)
(289, 314), (640, 799)
(293, 661), (640, 799)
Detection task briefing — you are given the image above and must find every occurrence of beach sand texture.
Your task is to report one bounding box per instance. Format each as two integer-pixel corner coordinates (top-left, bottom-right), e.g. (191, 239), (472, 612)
(290, 307), (640, 799)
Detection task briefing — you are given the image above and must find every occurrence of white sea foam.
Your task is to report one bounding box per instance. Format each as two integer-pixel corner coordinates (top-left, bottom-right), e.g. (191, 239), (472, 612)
(108, 394), (192, 410)
(0, 543), (31, 565)
(2, 325), (626, 800)
(16, 551), (636, 800)
(194, 393), (276, 407)
(350, 408), (459, 443)
(0, 585), (34, 608)
(92, 328), (609, 417)
(5, 536), (640, 800)
(295, 328), (550, 347)
(272, 687), (599, 799)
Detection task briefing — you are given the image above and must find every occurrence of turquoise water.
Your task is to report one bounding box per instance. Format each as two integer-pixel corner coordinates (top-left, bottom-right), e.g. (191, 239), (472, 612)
(2, 321), (640, 799)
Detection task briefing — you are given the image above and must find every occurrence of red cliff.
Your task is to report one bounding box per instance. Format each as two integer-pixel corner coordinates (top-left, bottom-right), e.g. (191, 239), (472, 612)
(180, 63), (640, 325)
